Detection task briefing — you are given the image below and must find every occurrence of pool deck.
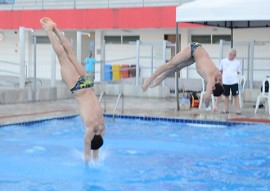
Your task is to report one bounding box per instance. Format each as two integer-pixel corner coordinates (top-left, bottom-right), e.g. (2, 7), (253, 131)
(0, 96), (270, 126)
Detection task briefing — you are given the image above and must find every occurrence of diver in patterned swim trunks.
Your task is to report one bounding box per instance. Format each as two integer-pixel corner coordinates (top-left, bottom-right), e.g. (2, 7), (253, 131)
(191, 42), (202, 57)
(70, 76), (94, 93)
(40, 17), (105, 164)
(142, 42), (223, 110)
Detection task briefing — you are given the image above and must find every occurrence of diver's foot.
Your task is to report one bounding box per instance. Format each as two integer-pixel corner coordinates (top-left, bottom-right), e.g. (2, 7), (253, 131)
(44, 17), (57, 28)
(142, 78), (150, 91)
(40, 17), (56, 31)
(40, 17), (54, 31)
(148, 78), (161, 88)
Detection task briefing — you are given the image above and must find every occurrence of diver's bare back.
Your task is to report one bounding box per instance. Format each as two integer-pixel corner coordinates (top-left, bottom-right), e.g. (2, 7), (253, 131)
(193, 47), (217, 80)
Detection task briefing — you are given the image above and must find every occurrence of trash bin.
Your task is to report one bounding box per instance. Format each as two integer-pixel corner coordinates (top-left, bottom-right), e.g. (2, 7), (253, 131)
(104, 64), (112, 81)
(112, 64), (121, 80)
(129, 64), (136, 77)
(121, 64), (130, 78)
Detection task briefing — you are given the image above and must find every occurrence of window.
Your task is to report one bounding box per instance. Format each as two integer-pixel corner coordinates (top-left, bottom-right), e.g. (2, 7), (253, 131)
(0, 0), (15, 4)
(191, 34), (231, 44)
(36, 36), (50, 44)
(191, 35), (211, 44)
(212, 35), (231, 44)
(104, 36), (121, 44)
(104, 35), (140, 44)
(122, 35), (140, 44)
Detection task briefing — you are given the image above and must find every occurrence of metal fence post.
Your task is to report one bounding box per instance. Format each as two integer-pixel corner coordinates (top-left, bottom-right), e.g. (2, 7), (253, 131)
(135, 40), (140, 86)
(249, 40), (255, 89)
(19, 27), (25, 89)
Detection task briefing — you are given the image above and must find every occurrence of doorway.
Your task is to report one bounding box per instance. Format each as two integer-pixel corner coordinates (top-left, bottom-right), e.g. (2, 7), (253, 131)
(164, 34), (181, 77)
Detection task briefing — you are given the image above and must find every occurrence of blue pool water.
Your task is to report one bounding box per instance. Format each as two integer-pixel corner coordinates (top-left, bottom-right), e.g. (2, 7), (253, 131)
(0, 116), (270, 191)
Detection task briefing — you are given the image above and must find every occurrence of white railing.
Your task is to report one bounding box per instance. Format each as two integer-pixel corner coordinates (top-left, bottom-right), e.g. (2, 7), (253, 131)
(99, 91), (107, 113)
(112, 92), (124, 120)
(0, 60), (20, 77)
(0, 0), (193, 10)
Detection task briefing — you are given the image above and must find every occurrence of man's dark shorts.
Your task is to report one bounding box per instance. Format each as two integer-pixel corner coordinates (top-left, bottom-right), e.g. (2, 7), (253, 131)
(223, 83), (239, 96)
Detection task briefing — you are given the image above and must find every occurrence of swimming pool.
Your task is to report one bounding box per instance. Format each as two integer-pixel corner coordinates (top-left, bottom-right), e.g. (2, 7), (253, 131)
(0, 116), (270, 191)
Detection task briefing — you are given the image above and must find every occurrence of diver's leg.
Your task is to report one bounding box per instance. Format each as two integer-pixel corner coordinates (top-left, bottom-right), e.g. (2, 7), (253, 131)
(40, 18), (79, 88)
(148, 66), (178, 88)
(42, 17), (87, 76)
(149, 57), (195, 88)
(142, 60), (175, 91)
(54, 27), (87, 76)
(142, 46), (193, 91)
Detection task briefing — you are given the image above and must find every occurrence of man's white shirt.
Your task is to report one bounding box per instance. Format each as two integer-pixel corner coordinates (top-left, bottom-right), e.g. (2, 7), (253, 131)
(219, 58), (241, 85)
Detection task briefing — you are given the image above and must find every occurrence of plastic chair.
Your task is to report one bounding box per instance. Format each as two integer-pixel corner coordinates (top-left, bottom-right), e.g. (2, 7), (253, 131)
(199, 78), (215, 109)
(237, 75), (246, 108)
(254, 78), (270, 114)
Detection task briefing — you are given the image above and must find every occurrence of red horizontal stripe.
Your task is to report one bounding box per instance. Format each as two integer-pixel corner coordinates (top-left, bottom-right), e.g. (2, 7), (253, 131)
(0, 6), (204, 30)
(230, 118), (270, 124)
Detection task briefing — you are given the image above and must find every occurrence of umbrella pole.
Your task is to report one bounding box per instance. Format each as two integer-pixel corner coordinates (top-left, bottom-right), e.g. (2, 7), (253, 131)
(231, 23), (233, 48)
(176, 22), (180, 111)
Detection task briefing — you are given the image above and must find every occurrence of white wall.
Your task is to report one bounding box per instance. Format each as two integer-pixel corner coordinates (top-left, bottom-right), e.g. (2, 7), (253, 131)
(234, 28), (270, 41)
(1, 27), (270, 87)
(0, 30), (20, 76)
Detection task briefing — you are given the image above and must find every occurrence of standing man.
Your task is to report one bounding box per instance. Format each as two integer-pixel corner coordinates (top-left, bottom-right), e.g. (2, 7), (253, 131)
(219, 49), (241, 114)
(40, 17), (105, 164)
(84, 53), (97, 79)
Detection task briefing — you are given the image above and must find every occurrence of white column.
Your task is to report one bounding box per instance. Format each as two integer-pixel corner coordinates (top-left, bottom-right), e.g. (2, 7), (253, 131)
(77, 31), (82, 63)
(51, 49), (56, 87)
(19, 27), (33, 89)
(162, 40), (167, 87)
(250, 40), (255, 89)
(135, 40), (140, 86)
(95, 31), (104, 82)
(180, 29), (190, 79)
(77, 31), (91, 64)
(19, 27), (25, 89)
(219, 39), (224, 64)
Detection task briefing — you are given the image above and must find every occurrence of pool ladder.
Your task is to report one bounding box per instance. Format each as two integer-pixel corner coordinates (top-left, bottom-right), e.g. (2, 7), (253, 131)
(99, 92), (124, 121)
(99, 91), (106, 112)
(112, 93), (124, 120)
